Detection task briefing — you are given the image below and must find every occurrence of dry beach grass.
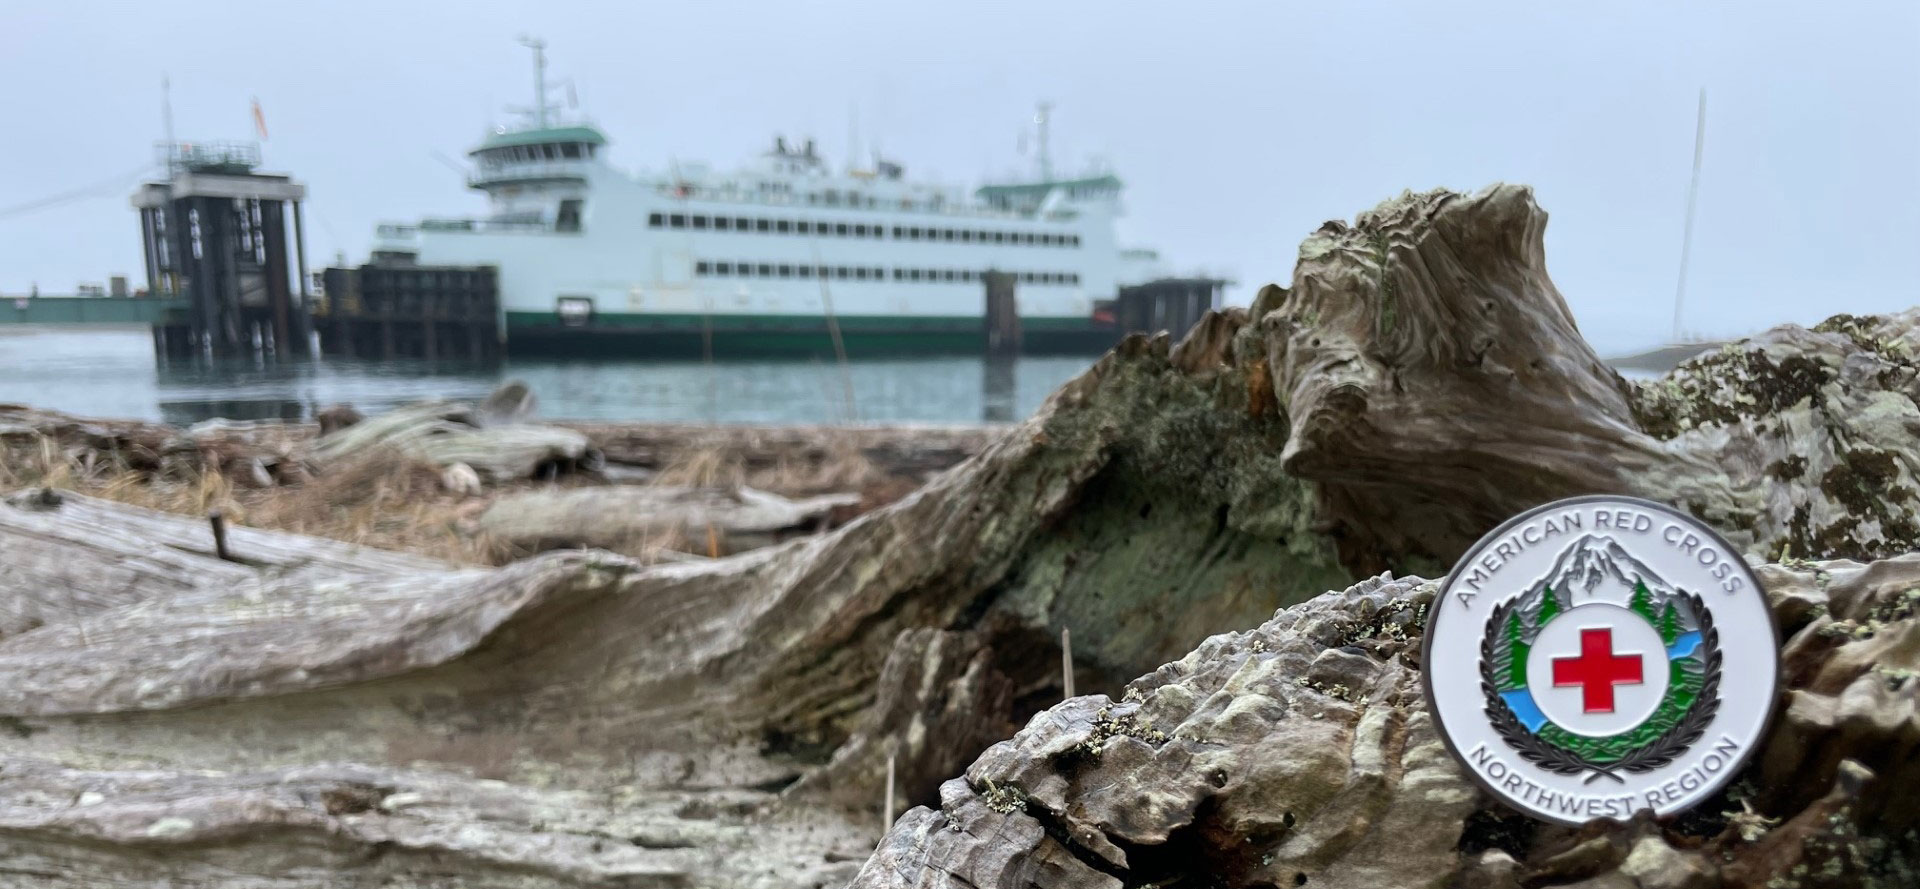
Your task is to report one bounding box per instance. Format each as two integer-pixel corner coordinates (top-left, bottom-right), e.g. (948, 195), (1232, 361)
(0, 415), (978, 565)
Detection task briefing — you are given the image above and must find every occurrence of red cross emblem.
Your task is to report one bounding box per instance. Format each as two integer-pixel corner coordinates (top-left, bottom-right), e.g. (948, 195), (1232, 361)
(1551, 627), (1644, 713)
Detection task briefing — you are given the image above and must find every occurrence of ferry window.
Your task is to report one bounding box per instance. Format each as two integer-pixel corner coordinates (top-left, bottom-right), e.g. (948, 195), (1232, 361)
(873, 267), (884, 279)
(669, 214), (687, 228)
(891, 269), (903, 280)
(959, 230), (972, 243)
(907, 269), (920, 281)
(993, 232), (1005, 244)
(891, 226), (903, 238)
(941, 229), (955, 242)
(712, 217), (730, 231)
(771, 264), (787, 277)
(716, 262), (732, 275)
(854, 268), (869, 281)
(692, 215), (709, 230)
(696, 261), (711, 275)
(561, 144), (581, 159)
(1070, 235), (1081, 247)
(750, 263), (766, 276)
(832, 223), (847, 236)
(906, 227), (921, 240)
(834, 267), (849, 279)
(775, 220), (790, 233)
(555, 199), (584, 232)
(854, 224), (868, 237)
(797, 265), (812, 278)
(823, 190), (839, 206)
(736, 217), (750, 230)
(1070, 273), (1080, 284)
(795, 221), (811, 235)
(648, 213), (664, 227)
(755, 219), (770, 232)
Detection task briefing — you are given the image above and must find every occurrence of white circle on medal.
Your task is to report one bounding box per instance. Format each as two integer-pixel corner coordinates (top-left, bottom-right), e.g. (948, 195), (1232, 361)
(1423, 496), (1780, 826)
(1525, 603), (1668, 738)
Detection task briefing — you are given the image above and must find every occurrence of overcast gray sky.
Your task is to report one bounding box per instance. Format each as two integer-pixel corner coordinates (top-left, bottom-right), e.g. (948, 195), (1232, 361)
(3, 1), (1916, 354)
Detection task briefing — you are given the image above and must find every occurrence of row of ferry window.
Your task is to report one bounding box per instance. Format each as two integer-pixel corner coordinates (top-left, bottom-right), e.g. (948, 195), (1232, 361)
(649, 212), (1079, 247)
(692, 261), (1080, 286)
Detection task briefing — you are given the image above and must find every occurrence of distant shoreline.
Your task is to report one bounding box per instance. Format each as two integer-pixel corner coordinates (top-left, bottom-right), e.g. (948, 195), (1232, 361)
(1604, 341), (1726, 374)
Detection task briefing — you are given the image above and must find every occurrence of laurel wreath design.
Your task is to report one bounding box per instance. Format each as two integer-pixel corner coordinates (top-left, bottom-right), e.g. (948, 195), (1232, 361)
(1479, 590), (1721, 785)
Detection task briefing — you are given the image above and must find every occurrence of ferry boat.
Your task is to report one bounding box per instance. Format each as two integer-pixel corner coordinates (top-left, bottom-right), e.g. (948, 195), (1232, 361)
(364, 42), (1201, 357)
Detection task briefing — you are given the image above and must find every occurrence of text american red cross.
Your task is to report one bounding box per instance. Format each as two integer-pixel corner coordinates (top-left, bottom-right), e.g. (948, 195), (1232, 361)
(1551, 628), (1643, 713)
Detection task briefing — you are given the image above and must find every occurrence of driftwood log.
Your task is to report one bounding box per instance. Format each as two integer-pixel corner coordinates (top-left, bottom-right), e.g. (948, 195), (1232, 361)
(0, 185), (1915, 887)
(856, 556), (1920, 889)
(475, 484), (860, 554)
(307, 397), (600, 483)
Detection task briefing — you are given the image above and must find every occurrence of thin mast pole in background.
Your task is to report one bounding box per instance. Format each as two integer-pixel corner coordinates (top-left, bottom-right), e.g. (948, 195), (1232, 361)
(1671, 88), (1706, 343)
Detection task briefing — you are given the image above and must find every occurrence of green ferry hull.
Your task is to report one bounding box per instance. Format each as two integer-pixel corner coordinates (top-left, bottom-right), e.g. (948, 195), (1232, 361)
(501, 311), (1125, 358)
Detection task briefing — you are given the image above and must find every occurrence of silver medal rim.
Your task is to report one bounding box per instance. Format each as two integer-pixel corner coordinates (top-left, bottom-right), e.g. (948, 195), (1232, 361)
(1420, 494), (1782, 826)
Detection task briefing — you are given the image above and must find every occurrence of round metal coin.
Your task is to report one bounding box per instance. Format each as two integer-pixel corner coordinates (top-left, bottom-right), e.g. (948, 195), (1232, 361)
(1423, 495), (1779, 825)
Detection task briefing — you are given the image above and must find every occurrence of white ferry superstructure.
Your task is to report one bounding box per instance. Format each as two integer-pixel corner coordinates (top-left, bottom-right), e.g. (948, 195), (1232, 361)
(366, 42), (1183, 356)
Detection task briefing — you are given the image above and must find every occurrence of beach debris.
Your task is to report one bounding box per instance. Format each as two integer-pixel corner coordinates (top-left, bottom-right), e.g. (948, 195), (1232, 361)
(474, 484), (859, 555)
(308, 384), (598, 483)
(315, 404), (364, 436)
(439, 462), (483, 497)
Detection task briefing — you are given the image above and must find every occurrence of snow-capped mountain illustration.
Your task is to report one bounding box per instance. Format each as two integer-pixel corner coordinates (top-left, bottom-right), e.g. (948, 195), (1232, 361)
(1511, 534), (1700, 638)
(1538, 534), (1678, 607)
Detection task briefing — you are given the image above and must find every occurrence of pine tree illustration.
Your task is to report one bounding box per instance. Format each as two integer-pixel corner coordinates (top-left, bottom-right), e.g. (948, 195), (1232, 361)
(1505, 610), (1529, 689)
(1657, 602), (1682, 645)
(1630, 580), (1657, 622)
(1536, 584), (1561, 625)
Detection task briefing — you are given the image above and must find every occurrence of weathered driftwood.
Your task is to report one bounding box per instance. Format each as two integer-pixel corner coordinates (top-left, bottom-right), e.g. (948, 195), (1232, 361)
(1, 185), (1917, 887)
(308, 399), (598, 482)
(475, 484), (860, 554)
(856, 556), (1920, 889)
(0, 488), (443, 640)
(0, 403), (309, 486)
(1262, 184), (1920, 573)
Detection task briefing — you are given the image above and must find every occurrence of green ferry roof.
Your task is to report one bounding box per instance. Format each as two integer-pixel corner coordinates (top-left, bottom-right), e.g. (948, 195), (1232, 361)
(473, 125), (609, 152)
(975, 174), (1122, 199)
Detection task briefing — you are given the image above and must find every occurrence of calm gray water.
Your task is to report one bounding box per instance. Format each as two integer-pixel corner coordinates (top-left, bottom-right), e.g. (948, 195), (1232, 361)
(0, 328), (1093, 426)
